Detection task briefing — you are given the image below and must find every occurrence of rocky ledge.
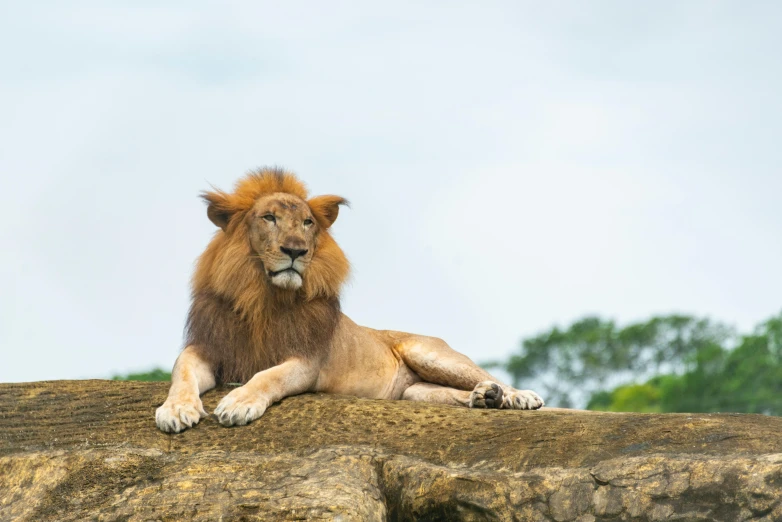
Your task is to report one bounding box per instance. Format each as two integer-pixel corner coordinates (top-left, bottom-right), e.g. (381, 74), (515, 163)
(1, 380), (782, 521)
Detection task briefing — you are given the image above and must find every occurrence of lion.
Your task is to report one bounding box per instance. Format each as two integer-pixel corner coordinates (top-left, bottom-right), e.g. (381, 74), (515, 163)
(156, 167), (544, 433)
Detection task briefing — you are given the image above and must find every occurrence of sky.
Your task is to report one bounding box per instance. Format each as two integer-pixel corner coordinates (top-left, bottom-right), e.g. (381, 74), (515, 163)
(1, 1), (781, 383)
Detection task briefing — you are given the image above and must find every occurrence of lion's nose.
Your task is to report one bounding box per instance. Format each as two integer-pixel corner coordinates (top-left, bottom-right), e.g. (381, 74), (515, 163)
(280, 246), (308, 260)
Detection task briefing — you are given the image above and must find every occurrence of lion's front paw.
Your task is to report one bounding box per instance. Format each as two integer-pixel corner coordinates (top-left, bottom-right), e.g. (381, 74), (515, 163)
(214, 387), (268, 427)
(502, 388), (545, 410)
(156, 395), (208, 433)
(469, 380), (504, 408)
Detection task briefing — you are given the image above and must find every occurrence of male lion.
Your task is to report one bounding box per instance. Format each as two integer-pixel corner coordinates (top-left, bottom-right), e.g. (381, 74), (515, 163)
(156, 168), (543, 433)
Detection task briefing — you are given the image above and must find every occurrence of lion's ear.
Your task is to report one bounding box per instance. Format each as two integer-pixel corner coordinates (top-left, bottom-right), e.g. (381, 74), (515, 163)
(308, 195), (349, 229)
(201, 190), (236, 231)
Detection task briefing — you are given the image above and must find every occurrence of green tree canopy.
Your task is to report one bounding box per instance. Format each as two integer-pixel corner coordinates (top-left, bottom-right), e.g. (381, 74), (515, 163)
(488, 311), (782, 414)
(487, 314), (733, 408)
(111, 368), (171, 382)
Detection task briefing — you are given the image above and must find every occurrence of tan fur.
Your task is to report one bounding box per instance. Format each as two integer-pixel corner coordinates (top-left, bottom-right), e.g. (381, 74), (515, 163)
(156, 167), (543, 433)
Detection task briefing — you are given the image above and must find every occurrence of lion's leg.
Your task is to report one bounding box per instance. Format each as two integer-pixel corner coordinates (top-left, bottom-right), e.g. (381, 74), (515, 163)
(214, 357), (318, 427)
(156, 345), (216, 433)
(401, 382), (472, 407)
(402, 382), (513, 408)
(395, 336), (544, 410)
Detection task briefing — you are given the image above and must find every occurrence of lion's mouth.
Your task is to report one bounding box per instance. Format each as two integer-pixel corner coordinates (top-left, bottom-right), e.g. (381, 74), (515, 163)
(267, 266), (304, 290)
(268, 267), (300, 277)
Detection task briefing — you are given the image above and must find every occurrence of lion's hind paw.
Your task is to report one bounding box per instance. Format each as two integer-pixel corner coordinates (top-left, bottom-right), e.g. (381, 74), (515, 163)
(502, 389), (544, 410)
(469, 380), (504, 408)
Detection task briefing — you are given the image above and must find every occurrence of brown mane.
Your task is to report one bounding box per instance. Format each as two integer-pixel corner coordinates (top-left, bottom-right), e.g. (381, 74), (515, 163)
(184, 167), (350, 384)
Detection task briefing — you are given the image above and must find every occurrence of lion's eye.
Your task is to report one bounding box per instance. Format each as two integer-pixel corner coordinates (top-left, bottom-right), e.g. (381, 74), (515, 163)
(303, 218), (313, 226)
(262, 214), (276, 223)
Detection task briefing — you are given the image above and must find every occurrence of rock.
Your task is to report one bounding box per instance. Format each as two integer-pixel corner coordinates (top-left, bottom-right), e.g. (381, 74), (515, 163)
(2, 380), (782, 521)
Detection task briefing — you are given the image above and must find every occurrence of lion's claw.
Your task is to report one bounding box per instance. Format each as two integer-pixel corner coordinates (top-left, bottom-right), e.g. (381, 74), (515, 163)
(214, 387), (268, 427)
(156, 396), (208, 433)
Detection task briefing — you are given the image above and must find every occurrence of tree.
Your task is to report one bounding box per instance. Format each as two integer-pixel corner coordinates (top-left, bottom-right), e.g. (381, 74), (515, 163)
(487, 314), (733, 408)
(111, 368), (171, 381)
(544, 313), (782, 415)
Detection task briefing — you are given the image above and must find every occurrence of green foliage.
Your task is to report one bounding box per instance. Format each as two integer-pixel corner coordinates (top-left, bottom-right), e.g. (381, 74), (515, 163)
(111, 368), (171, 381)
(488, 314), (733, 408)
(490, 310), (782, 414)
(587, 383), (662, 413)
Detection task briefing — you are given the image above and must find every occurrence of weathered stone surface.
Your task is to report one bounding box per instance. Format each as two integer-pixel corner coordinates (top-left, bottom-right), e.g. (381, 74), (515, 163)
(1, 380), (782, 521)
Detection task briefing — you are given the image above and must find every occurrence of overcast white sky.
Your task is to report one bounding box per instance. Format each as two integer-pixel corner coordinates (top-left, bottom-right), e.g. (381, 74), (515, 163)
(2, 2), (781, 383)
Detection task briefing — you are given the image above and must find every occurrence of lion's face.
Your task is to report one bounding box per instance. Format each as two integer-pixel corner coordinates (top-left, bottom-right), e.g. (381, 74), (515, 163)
(246, 193), (318, 290)
(199, 169), (349, 299)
